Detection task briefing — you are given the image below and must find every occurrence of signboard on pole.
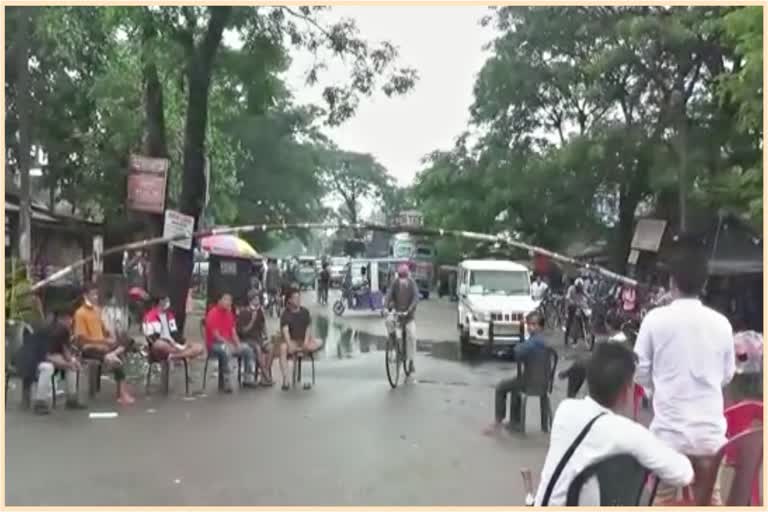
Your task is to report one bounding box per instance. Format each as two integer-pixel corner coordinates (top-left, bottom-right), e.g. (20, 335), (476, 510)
(396, 210), (423, 228)
(126, 154), (170, 214)
(92, 235), (103, 279)
(631, 219), (667, 253)
(163, 209), (194, 250)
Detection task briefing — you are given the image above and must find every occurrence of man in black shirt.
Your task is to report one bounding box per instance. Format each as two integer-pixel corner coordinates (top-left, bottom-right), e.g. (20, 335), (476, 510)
(278, 289), (320, 390)
(237, 290), (272, 386)
(14, 306), (86, 414)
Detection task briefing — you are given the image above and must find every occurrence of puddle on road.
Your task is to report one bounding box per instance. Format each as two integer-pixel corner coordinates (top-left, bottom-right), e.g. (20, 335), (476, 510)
(311, 312), (517, 365)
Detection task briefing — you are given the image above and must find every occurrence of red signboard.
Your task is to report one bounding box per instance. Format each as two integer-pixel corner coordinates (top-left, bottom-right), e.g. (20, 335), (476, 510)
(126, 154), (169, 214)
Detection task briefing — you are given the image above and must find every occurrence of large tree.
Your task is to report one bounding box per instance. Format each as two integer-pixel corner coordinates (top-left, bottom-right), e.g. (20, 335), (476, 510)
(415, 6), (762, 271)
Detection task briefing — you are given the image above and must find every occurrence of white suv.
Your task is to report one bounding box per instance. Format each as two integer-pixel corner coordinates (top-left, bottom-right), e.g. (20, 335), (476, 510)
(457, 259), (539, 356)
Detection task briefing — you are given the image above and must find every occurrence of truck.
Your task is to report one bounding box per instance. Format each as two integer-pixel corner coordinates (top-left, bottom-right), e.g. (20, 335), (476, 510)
(389, 232), (435, 299)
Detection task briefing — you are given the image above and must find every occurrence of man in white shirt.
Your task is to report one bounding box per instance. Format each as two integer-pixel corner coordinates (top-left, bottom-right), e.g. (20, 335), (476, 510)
(634, 248), (735, 504)
(531, 275), (548, 301)
(535, 343), (693, 506)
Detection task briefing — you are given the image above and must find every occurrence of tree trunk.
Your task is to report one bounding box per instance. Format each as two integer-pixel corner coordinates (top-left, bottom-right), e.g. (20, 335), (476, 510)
(169, 7), (231, 331)
(16, 7), (33, 266)
(142, 30), (170, 295)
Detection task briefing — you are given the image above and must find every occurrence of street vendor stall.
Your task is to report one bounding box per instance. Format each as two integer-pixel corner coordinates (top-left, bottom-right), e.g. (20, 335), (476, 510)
(201, 235), (261, 308)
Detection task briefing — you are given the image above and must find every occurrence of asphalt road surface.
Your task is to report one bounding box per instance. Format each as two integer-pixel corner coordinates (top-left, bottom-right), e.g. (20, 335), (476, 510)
(5, 291), (588, 506)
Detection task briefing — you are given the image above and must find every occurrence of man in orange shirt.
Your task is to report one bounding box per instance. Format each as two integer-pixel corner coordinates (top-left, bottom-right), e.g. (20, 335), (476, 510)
(205, 293), (257, 392)
(74, 284), (135, 405)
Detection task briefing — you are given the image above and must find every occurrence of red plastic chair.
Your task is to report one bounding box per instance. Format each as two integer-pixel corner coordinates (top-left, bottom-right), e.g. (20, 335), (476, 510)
(722, 427), (763, 506)
(662, 427), (763, 506)
(725, 400), (763, 505)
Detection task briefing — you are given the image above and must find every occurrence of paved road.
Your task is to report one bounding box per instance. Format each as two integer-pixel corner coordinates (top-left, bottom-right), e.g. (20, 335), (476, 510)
(6, 291), (586, 506)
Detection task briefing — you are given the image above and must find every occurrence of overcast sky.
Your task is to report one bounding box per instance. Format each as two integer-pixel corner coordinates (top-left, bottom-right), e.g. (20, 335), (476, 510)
(281, 6), (494, 186)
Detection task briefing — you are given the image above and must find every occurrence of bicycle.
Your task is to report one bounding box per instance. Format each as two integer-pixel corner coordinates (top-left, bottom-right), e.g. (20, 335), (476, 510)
(385, 311), (413, 389)
(565, 305), (596, 351)
(538, 293), (564, 329)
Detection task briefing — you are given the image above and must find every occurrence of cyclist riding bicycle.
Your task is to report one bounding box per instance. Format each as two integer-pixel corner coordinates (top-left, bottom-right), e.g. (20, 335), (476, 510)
(564, 277), (592, 345)
(384, 264), (419, 374)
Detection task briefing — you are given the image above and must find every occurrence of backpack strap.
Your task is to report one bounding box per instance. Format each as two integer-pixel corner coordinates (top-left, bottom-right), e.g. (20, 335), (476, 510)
(541, 412), (606, 506)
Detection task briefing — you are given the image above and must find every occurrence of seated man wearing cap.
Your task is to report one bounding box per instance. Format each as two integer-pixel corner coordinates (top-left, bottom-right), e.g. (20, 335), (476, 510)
(142, 292), (204, 361)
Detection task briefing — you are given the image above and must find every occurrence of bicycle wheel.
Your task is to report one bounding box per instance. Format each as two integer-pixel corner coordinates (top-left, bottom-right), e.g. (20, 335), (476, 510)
(385, 336), (401, 388)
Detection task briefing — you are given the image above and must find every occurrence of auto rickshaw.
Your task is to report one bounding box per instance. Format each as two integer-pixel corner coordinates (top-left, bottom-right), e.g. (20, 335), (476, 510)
(297, 256), (317, 290)
(333, 258), (386, 316)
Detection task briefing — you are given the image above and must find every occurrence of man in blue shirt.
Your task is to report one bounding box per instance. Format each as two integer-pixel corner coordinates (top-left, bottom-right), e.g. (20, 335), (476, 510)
(484, 311), (548, 435)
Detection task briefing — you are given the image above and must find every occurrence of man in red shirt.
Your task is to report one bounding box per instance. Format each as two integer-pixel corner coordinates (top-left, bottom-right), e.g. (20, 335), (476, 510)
(205, 293), (257, 392)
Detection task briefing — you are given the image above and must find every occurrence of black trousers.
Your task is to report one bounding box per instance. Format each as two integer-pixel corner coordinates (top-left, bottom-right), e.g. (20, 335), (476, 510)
(564, 305), (578, 343)
(495, 377), (524, 423)
(561, 362), (587, 398)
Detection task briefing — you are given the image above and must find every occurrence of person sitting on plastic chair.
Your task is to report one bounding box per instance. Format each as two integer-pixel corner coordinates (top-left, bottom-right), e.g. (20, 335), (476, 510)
(237, 290), (273, 387)
(74, 284), (135, 405)
(483, 311), (547, 436)
(278, 288), (320, 391)
(534, 343), (693, 506)
(143, 291), (204, 361)
(15, 305), (86, 414)
(204, 293), (258, 393)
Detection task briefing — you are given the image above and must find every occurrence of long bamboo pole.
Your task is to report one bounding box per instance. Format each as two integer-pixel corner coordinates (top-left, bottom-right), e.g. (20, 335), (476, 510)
(30, 222), (638, 294)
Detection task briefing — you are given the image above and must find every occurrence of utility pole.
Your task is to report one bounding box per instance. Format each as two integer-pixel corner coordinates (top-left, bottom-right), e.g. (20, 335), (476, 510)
(16, 7), (34, 266)
(671, 90), (688, 234)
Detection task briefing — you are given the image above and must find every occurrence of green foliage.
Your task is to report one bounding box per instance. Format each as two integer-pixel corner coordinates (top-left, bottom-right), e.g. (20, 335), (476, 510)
(5, 259), (39, 323)
(416, 6), (763, 269)
(318, 147), (393, 224)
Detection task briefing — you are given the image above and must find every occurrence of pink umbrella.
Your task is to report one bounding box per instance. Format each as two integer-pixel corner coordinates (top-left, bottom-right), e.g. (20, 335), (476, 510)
(200, 235), (260, 260)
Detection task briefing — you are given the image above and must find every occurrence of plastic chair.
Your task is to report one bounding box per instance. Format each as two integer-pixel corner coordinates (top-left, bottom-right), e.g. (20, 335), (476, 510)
(566, 454), (659, 505)
(663, 427), (763, 506)
(722, 427), (763, 506)
(201, 351), (244, 392)
(514, 346), (558, 433)
(725, 401), (763, 505)
(4, 322), (34, 406)
(144, 339), (190, 396)
(290, 350), (316, 389)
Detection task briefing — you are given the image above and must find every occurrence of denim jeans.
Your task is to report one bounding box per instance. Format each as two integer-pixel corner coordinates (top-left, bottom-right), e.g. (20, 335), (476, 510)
(209, 342), (256, 383)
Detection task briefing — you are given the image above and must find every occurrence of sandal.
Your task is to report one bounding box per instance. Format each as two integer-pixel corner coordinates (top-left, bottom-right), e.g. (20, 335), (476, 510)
(281, 383), (289, 391)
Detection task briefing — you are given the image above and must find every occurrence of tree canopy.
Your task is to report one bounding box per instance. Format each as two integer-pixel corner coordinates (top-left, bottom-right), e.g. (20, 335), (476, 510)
(414, 6), (762, 270)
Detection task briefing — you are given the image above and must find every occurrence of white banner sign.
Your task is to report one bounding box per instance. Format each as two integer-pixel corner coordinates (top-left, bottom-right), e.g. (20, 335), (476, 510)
(396, 210), (423, 227)
(92, 236), (103, 276)
(163, 210), (195, 250)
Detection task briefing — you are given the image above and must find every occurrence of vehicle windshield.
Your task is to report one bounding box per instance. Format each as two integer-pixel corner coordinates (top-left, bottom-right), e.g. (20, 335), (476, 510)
(415, 247), (433, 258)
(469, 270), (530, 296)
(393, 244), (414, 258)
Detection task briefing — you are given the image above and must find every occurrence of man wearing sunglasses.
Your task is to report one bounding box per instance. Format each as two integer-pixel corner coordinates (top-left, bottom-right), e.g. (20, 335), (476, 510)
(484, 311), (548, 436)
